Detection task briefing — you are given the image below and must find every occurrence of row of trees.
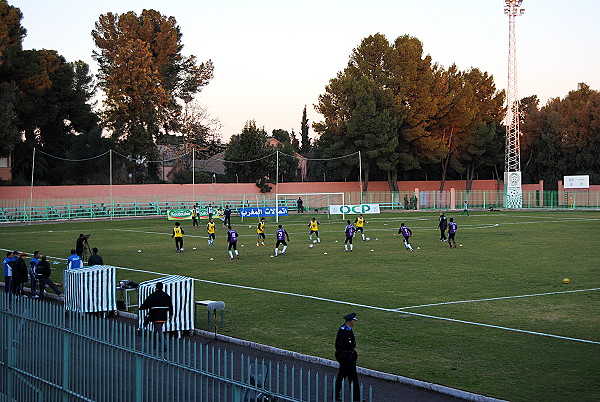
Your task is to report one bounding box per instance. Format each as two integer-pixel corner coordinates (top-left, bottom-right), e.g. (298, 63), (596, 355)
(0, 2), (218, 185)
(312, 33), (505, 192)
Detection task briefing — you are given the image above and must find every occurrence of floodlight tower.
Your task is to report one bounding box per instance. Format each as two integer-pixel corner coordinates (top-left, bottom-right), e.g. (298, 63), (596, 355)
(503, 0), (525, 208)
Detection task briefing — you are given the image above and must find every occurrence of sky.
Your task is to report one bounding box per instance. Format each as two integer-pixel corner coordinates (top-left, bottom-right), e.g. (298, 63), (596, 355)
(10, 0), (600, 143)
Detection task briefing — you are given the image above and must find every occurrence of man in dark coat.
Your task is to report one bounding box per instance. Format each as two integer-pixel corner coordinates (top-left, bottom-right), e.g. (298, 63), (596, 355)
(36, 255), (63, 299)
(12, 252), (28, 296)
(438, 212), (448, 241)
(139, 282), (173, 335)
(335, 312), (360, 401)
(87, 247), (104, 266)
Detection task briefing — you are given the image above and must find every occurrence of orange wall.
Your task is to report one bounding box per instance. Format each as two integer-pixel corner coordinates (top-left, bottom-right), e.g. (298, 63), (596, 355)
(0, 180), (509, 200)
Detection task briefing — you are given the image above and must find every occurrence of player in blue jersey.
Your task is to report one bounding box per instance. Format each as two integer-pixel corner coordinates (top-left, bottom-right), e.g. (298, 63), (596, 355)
(448, 218), (457, 248)
(227, 225), (240, 259)
(274, 225), (290, 257)
(344, 220), (355, 252)
(398, 223), (413, 251)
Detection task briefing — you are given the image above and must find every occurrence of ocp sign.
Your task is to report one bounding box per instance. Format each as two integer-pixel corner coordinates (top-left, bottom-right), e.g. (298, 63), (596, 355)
(329, 204), (380, 215)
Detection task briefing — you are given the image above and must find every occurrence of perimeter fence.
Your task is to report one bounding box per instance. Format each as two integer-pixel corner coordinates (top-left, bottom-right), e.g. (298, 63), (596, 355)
(0, 190), (599, 223)
(0, 296), (371, 401)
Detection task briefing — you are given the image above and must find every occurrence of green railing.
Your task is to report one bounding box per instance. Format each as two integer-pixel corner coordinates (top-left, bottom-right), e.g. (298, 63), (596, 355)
(1, 190), (599, 222)
(0, 296), (371, 401)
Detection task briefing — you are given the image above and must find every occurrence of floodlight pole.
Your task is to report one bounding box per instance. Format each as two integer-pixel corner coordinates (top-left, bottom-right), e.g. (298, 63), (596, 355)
(503, 0), (525, 208)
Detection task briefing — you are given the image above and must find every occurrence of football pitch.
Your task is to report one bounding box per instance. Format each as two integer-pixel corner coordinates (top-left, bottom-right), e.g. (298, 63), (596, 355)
(2, 210), (599, 401)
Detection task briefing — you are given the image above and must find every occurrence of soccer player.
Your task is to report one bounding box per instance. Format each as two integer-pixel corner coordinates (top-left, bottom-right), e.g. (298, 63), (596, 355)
(256, 217), (266, 246)
(207, 218), (216, 247)
(448, 218), (457, 248)
(308, 217), (321, 243)
(274, 224), (290, 256)
(223, 205), (232, 227)
(460, 201), (470, 216)
(344, 220), (355, 252)
(172, 222), (184, 252)
(398, 223), (413, 251)
(438, 212), (448, 241)
(354, 214), (366, 241)
(227, 225), (240, 259)
(192, 204), (199, 227)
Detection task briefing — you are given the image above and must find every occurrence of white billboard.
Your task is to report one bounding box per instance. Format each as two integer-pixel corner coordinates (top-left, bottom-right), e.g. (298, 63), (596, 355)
(329, 204), (381, 215)
(564, 175), (589, 189)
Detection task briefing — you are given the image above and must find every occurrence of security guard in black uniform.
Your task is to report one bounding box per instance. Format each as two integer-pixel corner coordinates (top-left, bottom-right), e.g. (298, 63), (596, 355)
(335, 312), (360, 401)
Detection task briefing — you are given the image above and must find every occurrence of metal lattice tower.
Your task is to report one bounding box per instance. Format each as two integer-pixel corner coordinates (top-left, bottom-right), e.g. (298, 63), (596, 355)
(504, 0), (525, 172)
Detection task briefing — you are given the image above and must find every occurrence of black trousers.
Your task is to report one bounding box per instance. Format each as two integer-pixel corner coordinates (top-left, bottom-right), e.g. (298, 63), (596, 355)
(335, 354), (360, 400)
(440, 228), (447, 240)
(175, 237), (183, 250)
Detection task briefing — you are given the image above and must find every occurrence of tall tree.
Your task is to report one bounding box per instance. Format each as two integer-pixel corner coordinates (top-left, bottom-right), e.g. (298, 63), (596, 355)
(224, 121), (276, 185)
(0, 0), (25, 157)
(92, 9), (214, 181)
(315, 33), (400, 191)
(300, 105), (310, 155)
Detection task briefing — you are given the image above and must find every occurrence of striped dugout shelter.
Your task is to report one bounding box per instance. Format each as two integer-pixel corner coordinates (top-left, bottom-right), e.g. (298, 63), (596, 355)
(63, 265), (117, 313)
(137, 275), (194, 334)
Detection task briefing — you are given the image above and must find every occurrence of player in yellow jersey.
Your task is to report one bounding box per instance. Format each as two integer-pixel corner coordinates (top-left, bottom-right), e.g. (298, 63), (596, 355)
(354, 214), (366, 241)
(308, 217), (321, 243)
(256, 217), (266, 246)
(172, 222), (184, 252)
(206, 218), (216, 246)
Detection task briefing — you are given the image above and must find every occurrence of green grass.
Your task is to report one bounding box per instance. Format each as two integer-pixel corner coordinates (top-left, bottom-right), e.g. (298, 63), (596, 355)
(1, 210), (599, 401)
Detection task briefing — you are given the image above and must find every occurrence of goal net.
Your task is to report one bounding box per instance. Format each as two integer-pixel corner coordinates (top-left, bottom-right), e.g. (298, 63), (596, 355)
(275, 193), (345, 222)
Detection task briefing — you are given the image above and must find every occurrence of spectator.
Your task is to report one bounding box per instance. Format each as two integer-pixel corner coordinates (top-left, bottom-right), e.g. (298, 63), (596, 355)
(297, 197), (304, 213)
(12, 252), (28, 296)
(67, 249), (83, 270)
(3, 251), (15, 294)
(87, 247), (104, 266)
(36, 255), (63, 299)
(29, 250), (40, 298)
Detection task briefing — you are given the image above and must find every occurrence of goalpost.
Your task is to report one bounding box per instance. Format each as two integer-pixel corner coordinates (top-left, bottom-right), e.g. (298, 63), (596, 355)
(274, 193), (345, 222)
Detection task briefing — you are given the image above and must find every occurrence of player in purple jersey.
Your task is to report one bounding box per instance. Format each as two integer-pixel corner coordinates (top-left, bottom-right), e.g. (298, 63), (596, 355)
(448, 218), (457, 248)
(398, 223), (413, 251)
(227, 225), (240, 259)
(274, 225), (290, 257)
(344, 220), (355, 252)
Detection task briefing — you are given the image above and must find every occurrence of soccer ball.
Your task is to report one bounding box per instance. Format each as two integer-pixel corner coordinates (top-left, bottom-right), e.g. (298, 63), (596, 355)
(309, 244), (313, 248)
(209, 258), (214, 261)
(562, 278), (570, 284)
(313, 240), (318, 244)
(137, 250), (142, 253)
(366, 237), (370, 241)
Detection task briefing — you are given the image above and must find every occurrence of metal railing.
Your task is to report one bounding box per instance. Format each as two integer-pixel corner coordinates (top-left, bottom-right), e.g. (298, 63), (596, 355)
(0, 296), (371, 401)
(1, 190), (599, 222)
